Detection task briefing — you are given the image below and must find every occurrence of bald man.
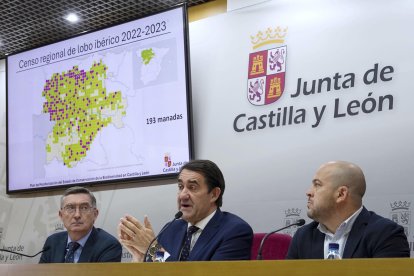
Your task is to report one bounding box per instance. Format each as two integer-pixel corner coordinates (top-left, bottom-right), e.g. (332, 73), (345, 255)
(286, 161), (409, 259)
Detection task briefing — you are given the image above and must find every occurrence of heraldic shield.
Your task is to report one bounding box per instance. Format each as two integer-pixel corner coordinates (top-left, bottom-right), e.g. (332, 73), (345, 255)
(390, 201), (411, 237)
(247, 46), (287, 106)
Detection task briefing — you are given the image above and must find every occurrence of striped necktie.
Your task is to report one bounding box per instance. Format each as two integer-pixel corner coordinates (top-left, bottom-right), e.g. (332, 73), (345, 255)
(65, 242), (80, 263)
(179, 226), (199, 261)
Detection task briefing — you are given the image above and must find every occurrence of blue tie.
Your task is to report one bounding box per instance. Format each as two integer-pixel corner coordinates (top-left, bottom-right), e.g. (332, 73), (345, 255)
(65, 242), (80, 263)
(179, 226), (199, 261)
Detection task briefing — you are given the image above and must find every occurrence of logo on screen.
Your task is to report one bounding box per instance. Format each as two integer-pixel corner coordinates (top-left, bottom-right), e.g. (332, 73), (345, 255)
(247, 27), (288, 106)
(164, 153), (172, 167)
(389, 201), (411, 237)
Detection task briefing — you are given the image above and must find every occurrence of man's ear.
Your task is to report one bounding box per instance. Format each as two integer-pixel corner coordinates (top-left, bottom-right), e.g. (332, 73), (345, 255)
(210, 187), (221, 203)
(93, 208), (99, 220)
(336, 185), (349, 203)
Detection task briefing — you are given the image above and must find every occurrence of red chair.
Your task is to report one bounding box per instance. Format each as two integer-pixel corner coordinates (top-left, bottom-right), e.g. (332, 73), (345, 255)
(250, 233), (292, 260)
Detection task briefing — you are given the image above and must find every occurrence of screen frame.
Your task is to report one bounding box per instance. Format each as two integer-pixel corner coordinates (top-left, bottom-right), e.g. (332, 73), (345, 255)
(6, 4), (194, 194)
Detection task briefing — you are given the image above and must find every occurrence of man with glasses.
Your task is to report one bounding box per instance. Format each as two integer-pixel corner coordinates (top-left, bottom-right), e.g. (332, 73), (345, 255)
(39, 186), (122, 263)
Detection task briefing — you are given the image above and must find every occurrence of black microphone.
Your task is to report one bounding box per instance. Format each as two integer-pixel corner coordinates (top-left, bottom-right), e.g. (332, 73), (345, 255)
(256, 219), (305, 260)
(0, 245), (50, 258)
(143, 211), (183, 262)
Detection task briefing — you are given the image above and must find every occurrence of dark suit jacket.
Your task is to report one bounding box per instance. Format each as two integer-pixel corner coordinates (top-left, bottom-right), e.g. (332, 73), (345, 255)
(158, 209), (253, 261)
(286, 207), (410, 259)
(39, 227), (122, 263)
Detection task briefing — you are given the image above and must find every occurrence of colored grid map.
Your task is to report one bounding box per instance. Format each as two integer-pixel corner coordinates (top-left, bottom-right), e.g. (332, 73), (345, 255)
(42, 60), (127, 168)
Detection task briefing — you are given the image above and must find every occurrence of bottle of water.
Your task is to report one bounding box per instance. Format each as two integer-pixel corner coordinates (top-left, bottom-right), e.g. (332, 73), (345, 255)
(326, 243), (341, 259)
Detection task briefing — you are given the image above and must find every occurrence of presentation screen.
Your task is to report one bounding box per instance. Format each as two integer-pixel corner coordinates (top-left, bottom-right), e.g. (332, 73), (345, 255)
(6, 6), (193, 193)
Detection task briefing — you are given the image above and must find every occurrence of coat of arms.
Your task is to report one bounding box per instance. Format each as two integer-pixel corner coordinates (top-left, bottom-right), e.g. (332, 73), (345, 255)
(247, 46), (287, 106)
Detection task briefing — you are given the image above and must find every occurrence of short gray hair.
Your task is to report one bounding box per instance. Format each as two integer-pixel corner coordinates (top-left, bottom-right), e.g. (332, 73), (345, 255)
(60, 186), (97, 208)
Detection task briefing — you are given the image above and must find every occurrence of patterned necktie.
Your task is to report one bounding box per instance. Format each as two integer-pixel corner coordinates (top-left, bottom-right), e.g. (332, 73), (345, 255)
(65, 242), (80, 263)
(179, 225), (199, 261)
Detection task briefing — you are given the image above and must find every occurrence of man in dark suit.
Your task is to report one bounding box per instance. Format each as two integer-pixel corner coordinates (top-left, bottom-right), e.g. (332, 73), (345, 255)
(286, 161), (409, 259)
(118, 159), (253, 262)
(39, 186), (122, 263)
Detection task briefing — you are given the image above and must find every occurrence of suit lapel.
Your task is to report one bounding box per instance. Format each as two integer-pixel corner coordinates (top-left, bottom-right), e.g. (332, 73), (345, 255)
(58, 233), (69, 262)
(190, 210), (222, 260)
(343, 207), (369, 258)
(170, 222), (187, 260)
(78, 227), (97, 262)
(311, 227), (325, 258)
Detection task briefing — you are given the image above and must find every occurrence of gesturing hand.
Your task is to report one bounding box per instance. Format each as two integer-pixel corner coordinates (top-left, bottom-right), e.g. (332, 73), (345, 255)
(118, 214), (156, 258)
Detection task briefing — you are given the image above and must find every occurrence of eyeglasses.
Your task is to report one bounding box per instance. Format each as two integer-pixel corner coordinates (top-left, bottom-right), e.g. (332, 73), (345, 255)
(62, 204), (95, 214)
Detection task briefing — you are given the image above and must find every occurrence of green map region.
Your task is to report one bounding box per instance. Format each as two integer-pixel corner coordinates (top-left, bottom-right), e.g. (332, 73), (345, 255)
(141, 48), (155, 65)
(42, 60), (127, 168)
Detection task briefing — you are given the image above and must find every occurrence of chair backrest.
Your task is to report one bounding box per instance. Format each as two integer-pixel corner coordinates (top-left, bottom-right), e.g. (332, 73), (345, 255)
(250, 233), (292, 260)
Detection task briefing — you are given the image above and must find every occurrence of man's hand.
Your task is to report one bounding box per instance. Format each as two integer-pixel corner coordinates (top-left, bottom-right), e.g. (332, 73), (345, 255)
(118, 214), (156, 261)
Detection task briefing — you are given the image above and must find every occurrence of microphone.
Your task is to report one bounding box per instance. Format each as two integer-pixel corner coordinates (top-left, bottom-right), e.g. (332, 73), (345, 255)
(256, 219), (305, 260)
(0, 246), (50, 258)
(143, 211), (183, 262)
